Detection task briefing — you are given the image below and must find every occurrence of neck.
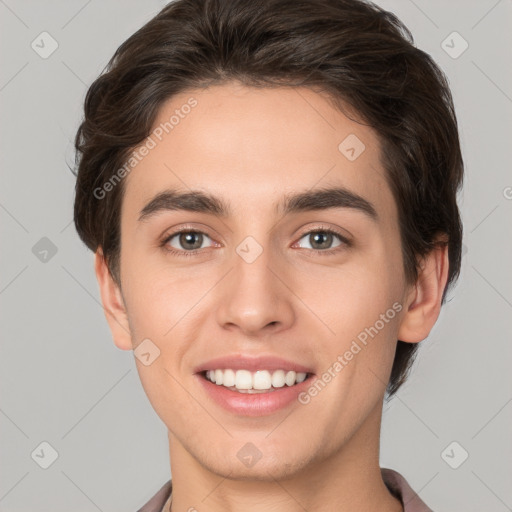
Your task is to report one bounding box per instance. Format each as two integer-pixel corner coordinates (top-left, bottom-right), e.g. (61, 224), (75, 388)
(167, 401), (403, 512)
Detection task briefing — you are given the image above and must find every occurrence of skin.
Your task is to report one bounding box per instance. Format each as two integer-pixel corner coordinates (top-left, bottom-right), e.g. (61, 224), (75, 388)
(95, 81), (449, 512)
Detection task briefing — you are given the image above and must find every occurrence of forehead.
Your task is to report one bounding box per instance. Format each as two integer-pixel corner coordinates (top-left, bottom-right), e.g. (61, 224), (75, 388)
(122, 82), (396, 224)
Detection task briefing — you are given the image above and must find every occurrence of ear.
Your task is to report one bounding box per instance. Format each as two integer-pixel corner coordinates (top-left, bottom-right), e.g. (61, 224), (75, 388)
(397, 237), (450, 343)
(94, 248), (133, 351)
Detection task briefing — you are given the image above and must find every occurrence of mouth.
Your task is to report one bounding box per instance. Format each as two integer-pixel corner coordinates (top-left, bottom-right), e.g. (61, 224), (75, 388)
(195, 367), (315, 416)
(193, 354), (316, 415)
(200, 368), (313, 393)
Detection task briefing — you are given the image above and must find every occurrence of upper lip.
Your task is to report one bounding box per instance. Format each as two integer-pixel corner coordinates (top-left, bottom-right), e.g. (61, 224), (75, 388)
(193, 355), (314, 374)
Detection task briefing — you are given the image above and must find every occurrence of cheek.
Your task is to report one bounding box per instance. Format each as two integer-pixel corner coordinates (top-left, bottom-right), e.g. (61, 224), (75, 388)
(120, 254), (221, 353)
(120, 228), (405, 355)
(123, 273), (193, 336)
(302, 247), (405, 390)
(318, 251), (403, 333)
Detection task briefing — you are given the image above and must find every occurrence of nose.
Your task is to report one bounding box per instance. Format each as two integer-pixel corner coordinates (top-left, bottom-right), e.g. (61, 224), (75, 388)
(215, 243), (295, 336)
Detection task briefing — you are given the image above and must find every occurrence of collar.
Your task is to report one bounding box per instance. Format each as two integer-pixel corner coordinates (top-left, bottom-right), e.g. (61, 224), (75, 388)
(138, 467), (433, 512)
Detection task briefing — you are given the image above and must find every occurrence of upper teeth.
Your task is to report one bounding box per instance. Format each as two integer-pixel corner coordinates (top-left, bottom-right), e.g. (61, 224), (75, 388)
(205, 369), (307, 390)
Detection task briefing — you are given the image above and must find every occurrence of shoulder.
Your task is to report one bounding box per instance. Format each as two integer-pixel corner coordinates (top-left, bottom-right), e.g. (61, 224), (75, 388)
(137, 479), (172, 512)
(381, 467), (434, 512)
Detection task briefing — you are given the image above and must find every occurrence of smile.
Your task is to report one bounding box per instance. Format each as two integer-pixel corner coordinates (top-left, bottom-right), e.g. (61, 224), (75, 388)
(203, 368), (309, 393)
(196, 369), (315, 416)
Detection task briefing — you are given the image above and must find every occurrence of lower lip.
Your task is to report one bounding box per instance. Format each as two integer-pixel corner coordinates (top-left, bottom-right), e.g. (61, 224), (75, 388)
(195, 373), (314, 417)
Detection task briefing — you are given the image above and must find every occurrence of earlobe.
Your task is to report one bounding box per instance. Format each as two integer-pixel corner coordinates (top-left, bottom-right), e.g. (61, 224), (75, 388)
(94, 249), (133, 351)
(397, 239), (450, 343)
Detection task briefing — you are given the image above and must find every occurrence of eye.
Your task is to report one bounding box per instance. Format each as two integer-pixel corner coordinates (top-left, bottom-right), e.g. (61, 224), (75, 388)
(163, 230), (214, 254)
(295, 228), (349, 253)
(160, 226), (350, 258)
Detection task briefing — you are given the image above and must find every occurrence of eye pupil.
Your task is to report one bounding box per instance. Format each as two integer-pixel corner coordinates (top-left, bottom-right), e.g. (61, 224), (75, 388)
(310, 232), (332, 250)
(180, 232), (203, 250)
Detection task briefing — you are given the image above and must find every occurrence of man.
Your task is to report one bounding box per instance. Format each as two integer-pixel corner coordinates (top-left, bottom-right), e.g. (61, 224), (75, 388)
(73, 0), (464, 510)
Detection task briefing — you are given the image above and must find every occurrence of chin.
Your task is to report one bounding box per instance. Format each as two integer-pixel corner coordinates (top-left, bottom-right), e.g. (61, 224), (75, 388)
(189, 438), (317, 482)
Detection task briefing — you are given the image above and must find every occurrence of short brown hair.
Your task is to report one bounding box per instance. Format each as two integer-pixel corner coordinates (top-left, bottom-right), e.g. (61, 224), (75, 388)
(72, 0), (464, 399)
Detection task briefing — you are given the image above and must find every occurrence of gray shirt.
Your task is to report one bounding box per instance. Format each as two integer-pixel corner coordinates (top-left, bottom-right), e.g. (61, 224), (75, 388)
(137, 467), (433, 512)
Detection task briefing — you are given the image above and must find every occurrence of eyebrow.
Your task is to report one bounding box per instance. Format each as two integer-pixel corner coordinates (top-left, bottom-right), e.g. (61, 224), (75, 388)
(138, 186), (378, 223)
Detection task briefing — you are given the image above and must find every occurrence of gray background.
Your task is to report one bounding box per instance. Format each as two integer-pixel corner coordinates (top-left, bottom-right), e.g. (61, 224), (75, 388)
(1, 0), (511, 510)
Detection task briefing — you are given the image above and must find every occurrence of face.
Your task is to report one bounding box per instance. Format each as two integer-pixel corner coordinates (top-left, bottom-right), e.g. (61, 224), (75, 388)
(110, 81), (414, 480)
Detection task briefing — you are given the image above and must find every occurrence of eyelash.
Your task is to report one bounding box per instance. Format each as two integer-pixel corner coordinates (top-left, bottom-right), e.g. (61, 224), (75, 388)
(159, 225), (351, 258)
